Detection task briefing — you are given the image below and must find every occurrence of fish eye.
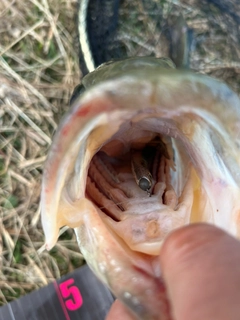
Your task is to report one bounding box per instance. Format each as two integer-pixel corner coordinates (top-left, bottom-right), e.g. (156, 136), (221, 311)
(138, 177), (151, 191)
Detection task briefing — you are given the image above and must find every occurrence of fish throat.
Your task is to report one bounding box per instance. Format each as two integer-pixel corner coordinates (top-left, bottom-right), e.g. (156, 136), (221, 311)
(82, 114), (194, 256)
(86, 135), (178, 222)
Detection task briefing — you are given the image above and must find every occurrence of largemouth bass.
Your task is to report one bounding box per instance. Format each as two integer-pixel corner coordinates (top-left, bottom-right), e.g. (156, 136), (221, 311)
(41, 56), (240, 319)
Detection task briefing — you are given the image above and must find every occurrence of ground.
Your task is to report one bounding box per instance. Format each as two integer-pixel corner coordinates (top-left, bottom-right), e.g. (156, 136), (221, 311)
(0, 0), (239, 305)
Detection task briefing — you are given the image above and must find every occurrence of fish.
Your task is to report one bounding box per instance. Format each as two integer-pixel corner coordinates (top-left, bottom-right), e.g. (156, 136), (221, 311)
(40, 56), (240, 320)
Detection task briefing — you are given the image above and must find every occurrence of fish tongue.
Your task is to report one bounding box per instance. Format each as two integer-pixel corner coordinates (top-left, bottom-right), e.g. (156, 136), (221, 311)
(100, 167), (195, 255)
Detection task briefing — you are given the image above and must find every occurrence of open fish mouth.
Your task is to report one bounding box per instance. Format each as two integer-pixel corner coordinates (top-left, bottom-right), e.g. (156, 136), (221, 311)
(41, 58), (240, 319)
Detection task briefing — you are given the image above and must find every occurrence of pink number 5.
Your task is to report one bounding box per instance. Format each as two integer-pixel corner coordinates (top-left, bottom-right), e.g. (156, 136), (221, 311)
(59, 278), (83, 311)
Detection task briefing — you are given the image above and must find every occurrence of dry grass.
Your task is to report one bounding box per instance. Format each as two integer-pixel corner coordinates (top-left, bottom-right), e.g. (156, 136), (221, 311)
(0, 0), (83, 305)
(0, 0), (240, 306)
(117, 0), (240, 93)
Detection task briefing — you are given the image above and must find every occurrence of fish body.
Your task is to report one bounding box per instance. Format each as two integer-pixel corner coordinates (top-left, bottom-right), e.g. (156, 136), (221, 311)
(41, 57), (240, 319)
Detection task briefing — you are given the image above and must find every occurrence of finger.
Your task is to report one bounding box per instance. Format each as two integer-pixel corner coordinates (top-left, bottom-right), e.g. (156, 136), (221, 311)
(160, 223), (240, 320)
(106, 299), (137, 320)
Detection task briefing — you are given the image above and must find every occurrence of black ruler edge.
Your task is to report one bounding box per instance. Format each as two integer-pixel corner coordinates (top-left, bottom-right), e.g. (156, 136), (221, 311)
(0, 264), (115, 320)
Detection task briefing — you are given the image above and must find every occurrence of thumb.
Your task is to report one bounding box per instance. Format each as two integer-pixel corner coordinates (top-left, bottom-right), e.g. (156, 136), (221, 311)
(160, 223), (240, 320)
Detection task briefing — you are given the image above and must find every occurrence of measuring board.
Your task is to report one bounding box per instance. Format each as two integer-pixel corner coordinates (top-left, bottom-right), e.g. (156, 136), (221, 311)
(0, 264), (114, 320)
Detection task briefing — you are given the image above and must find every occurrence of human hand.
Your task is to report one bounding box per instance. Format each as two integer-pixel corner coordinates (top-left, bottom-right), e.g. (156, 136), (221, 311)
(106, 223), (240, 320)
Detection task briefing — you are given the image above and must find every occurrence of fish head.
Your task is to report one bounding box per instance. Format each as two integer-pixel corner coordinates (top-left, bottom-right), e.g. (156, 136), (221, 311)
(41, 57), (240, 319)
